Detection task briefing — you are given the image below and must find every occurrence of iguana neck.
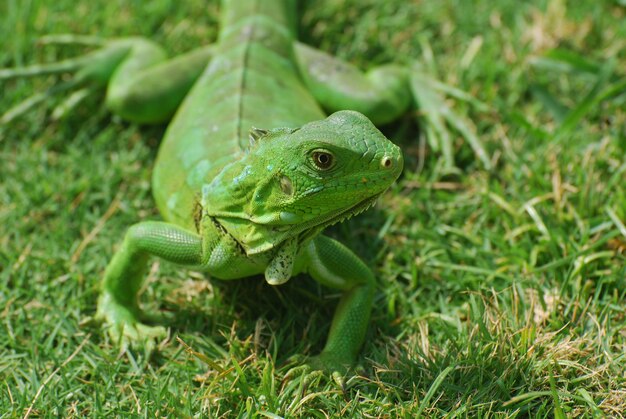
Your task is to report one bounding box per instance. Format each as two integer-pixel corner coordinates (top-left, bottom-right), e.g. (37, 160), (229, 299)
(220, 0), (297, 38)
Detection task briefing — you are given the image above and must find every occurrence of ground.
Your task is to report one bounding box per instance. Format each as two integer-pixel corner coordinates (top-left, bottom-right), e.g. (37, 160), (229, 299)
(1, 0), (625, 416)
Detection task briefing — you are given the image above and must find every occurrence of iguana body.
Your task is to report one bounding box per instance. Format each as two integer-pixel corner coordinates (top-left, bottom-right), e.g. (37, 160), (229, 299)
(4, 0), (411, 373)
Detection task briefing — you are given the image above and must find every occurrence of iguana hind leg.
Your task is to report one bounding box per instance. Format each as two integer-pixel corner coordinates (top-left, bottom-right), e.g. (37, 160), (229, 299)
(0, 38), (214, 124)
(104, 41), (214, 123)
(294, 42), (412, 125)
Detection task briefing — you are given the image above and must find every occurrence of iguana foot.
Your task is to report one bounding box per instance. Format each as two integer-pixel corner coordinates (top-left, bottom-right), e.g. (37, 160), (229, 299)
(0, 38), (122, 124)
(96, 292), (168, 353)
(1, 36), (214, 124)
(283, 352), (355, 389)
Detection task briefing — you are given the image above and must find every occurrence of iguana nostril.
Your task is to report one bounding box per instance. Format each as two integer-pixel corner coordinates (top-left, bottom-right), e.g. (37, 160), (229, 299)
(381, 156), (393, 169)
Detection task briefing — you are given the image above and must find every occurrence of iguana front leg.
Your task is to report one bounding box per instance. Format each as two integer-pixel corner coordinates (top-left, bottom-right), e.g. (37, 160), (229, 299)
(294, 234), (375, 375)
(97, 221), (207, 349)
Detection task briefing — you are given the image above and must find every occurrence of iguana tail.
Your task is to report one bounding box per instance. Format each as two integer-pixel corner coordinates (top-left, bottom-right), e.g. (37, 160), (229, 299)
(220, 0), (298, 38)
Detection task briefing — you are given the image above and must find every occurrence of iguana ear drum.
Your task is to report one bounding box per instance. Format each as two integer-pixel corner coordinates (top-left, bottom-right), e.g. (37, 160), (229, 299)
(279, 175), (294, 195)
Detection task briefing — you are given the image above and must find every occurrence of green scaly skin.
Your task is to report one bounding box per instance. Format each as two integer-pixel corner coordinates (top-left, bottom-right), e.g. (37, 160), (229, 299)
(1, 0), (413, 376)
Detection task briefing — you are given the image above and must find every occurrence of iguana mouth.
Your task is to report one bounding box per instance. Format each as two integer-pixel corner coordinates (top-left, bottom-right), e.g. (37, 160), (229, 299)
(325, 193), (381, 227)
(297, 193), (382, 243)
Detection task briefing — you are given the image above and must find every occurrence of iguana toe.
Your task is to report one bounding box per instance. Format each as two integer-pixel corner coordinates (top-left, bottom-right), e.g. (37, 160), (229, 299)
(283, 352), (353, 390)
(97, 293), (168, 352)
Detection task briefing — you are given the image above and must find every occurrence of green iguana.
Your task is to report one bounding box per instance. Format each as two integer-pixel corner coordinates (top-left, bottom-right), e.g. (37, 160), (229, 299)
(2, 0), (417, 377)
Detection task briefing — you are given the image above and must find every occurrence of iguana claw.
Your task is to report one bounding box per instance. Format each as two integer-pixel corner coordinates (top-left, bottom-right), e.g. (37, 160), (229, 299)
(282, 352), (352, 390)
(96, 293), (168, 353)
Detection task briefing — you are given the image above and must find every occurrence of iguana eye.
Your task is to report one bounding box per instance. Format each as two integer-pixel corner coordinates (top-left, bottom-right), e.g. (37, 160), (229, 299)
(311, 150), (335, 170)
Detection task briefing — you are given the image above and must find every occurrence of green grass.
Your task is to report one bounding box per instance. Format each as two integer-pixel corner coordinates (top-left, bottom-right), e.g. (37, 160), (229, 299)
(1, 0), (626, 416)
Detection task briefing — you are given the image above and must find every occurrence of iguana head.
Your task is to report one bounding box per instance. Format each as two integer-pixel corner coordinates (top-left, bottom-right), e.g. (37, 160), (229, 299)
(203, 110), (403, 254)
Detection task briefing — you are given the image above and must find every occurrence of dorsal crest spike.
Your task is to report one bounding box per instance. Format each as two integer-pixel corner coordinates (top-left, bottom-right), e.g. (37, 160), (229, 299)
(249, 127), (269, 146)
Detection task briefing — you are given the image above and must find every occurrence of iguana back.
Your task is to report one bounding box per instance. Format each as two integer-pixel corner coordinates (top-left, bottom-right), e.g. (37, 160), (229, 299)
(153, 0), (325, 228)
